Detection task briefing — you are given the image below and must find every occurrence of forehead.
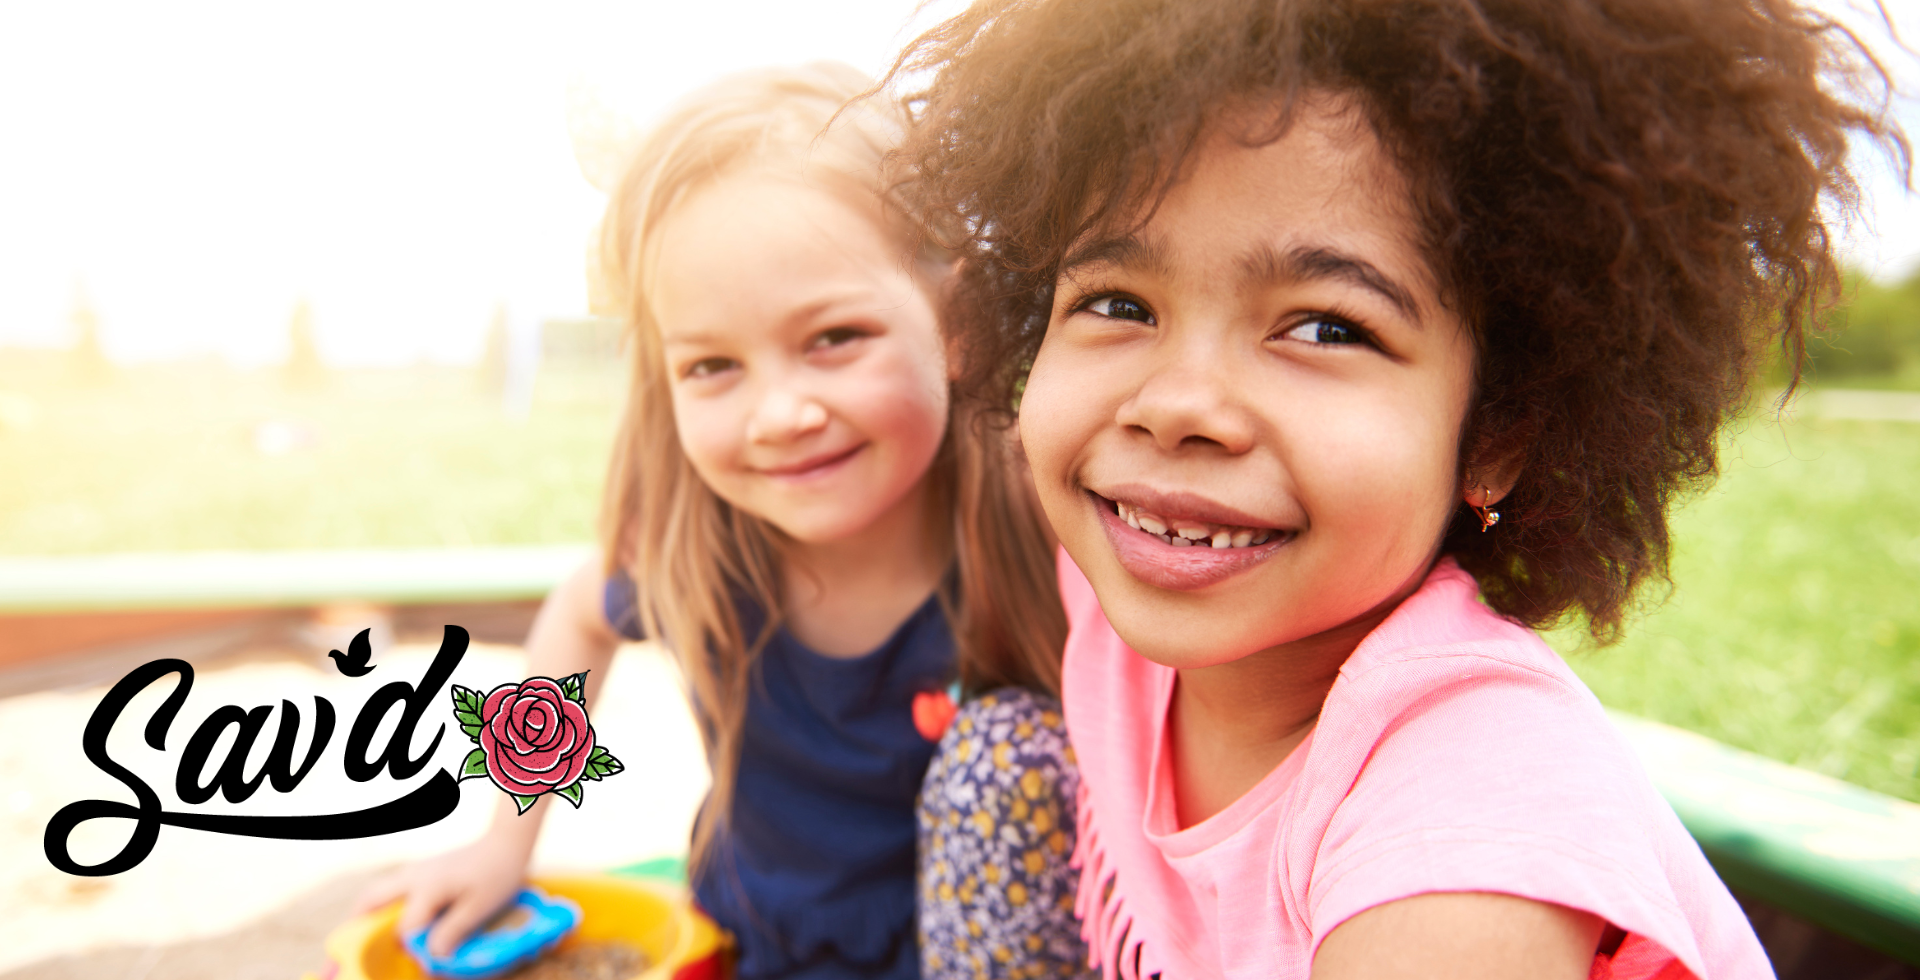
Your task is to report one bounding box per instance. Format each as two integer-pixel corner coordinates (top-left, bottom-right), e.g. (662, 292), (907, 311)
(647, 172), (919, 339)
(658, 171), (898, 270)
(1066, 96), (1435, 302)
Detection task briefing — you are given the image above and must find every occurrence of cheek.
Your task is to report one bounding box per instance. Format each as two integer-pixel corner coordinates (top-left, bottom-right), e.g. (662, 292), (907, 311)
(1294, 377), (1468, 542)
(1015, 335), (1096, 488)
(841, 350), (950, 459)
(668, 389), (743, 485)
(1329, 425), (1456, 535)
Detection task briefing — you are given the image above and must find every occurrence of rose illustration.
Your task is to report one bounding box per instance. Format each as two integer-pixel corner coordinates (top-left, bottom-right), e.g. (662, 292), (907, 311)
(482, 678), (594, 793)
(450, 672), (623, 813)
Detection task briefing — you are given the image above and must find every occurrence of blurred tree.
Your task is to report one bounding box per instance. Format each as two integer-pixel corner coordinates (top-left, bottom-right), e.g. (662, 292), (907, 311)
(67, 283), (113, 386)
(1814, 268), (1920, 380)
(479, 301), (510, 401)
(285, 298), (327, 390)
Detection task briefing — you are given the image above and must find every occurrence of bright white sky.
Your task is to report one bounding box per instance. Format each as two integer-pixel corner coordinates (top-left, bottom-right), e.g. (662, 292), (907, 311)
(0, 0), (1915, 366)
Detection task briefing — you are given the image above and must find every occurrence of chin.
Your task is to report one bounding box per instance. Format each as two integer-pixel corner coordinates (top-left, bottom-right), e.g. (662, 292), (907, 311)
(1086, 577), (1280, 670)
(1123, 617), (1291, 669)
(1086, 552), (1380, 673)
(768, 505), (886, 544)
(1117, 635), (1255, 671)
(771, 516), (860, 544)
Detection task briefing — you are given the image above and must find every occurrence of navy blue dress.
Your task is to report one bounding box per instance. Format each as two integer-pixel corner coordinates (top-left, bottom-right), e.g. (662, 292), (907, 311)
(605, 571), (953, 980)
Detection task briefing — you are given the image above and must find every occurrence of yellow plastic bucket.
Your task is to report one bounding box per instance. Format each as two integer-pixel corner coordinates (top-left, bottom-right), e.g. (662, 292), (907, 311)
(314, 874), (729, 980)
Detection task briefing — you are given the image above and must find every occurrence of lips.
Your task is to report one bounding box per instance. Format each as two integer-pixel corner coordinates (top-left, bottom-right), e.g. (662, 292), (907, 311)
(1090, 488), (1293, 591)
(757, 443), (865, 480)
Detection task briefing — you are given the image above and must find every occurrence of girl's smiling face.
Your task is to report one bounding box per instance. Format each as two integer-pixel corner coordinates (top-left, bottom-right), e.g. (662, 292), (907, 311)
(1021, 98), (1478, 669)
(651, 174), (950, 545)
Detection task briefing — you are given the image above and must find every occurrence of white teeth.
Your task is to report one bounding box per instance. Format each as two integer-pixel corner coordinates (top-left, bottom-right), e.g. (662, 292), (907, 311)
(1114, 498), (1281, 550)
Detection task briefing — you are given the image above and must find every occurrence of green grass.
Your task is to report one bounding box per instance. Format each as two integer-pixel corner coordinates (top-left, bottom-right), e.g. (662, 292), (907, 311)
(0, 358), (621, 555)
(2, 356), (1916, 802)
(1551, 413), (1920, 804)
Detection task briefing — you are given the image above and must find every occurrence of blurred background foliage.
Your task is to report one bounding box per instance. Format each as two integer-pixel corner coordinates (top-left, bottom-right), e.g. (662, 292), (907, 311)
(1807, 266), (1920, 388)
(0, 315), (625, 555)
(0, 273), (1915, 804)
(1554, 416), (1919, 804)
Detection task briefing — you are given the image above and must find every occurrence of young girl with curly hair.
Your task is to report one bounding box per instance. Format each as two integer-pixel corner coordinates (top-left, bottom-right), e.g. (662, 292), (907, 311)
(360, 63), (1086, 979)
(887, 0), (1904, 976)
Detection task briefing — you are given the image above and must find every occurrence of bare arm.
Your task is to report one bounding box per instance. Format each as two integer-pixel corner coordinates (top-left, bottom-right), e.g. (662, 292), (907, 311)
(1312, 892), (1604, 980)
(354, 557), (623, 956)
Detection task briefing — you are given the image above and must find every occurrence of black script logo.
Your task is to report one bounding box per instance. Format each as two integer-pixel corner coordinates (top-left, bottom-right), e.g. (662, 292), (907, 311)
(450, 673), (623, 814)
(43, 626), (472, 876)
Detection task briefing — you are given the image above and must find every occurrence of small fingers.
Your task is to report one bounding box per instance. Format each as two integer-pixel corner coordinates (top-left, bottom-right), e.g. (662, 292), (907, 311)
(396, 881), (456, 940)
(426, 889), (512, 959)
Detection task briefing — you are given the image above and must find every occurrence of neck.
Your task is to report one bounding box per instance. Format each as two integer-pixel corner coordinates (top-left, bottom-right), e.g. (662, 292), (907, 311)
(779, 476), (951, 657)
(1169, 562), (1429, 828)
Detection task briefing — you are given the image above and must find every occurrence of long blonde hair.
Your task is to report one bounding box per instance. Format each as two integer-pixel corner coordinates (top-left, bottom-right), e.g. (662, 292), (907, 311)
(593, 62), (1065, 875)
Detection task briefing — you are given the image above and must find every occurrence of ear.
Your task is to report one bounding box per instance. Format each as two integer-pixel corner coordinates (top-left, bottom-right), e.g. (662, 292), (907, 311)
(1462, 451), (1524, 509)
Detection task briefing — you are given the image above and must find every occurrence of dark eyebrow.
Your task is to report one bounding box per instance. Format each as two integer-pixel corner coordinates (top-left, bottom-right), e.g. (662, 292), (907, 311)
(1239, 243), (1425, 326)
(1059, 234), (1178, 280)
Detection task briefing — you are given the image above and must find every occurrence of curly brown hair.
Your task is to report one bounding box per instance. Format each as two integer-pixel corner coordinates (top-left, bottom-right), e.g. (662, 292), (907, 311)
(885, 0), (1906, 639)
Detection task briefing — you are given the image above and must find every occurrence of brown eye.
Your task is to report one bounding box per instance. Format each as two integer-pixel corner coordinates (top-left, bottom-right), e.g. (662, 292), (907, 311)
(810, 326), (867, 349)
(1281, 318), (1367, 346)
(686, 357), (738, 378)
(1086, 295), (1155, 324)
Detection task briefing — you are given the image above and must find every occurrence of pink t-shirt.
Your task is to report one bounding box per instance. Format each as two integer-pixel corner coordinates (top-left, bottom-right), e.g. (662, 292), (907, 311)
(1060, 552), (1772, 980)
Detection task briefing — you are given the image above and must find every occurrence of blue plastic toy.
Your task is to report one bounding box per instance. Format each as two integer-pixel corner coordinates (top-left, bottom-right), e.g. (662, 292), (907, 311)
(403, 888), (583, 979)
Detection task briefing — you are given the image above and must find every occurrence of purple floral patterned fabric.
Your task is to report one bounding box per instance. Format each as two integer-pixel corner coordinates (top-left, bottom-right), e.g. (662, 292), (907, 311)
(918, 688), (1095, 979)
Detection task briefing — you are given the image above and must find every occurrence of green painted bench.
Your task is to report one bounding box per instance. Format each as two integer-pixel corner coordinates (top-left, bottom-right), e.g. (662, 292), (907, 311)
(2, 546), (1915, 964)
(1611, 711), (1920, 963)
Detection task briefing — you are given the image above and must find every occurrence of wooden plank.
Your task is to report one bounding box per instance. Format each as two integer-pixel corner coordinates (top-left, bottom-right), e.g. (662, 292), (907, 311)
(0, 608), (272, 667)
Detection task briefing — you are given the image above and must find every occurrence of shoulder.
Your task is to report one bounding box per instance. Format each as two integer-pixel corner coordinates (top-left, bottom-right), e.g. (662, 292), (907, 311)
(1329, 559), (1600, 731)
(927, 687), (1078, 814)
(600, 566), (772, 654)
(601, 565), (646, 642)
(1310, 561), (1654, 833)
(1292, 560), (1748, 978)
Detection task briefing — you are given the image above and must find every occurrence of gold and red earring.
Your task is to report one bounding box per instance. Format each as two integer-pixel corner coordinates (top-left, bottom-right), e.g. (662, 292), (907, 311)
(1473, 485), (1500, 532)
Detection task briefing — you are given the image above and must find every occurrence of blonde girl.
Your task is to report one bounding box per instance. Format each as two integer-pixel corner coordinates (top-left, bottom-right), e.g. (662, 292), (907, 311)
(361, 63), (1078, 979)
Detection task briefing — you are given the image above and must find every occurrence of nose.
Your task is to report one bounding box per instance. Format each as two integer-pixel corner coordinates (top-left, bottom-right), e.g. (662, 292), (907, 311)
(1113, 336), (1257, 455)
(746, 383), (830, 445)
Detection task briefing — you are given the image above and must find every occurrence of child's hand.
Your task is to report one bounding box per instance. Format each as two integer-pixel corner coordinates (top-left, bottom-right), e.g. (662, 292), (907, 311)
(353, 833), (531, 959)
(353, 557), (614, 957)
